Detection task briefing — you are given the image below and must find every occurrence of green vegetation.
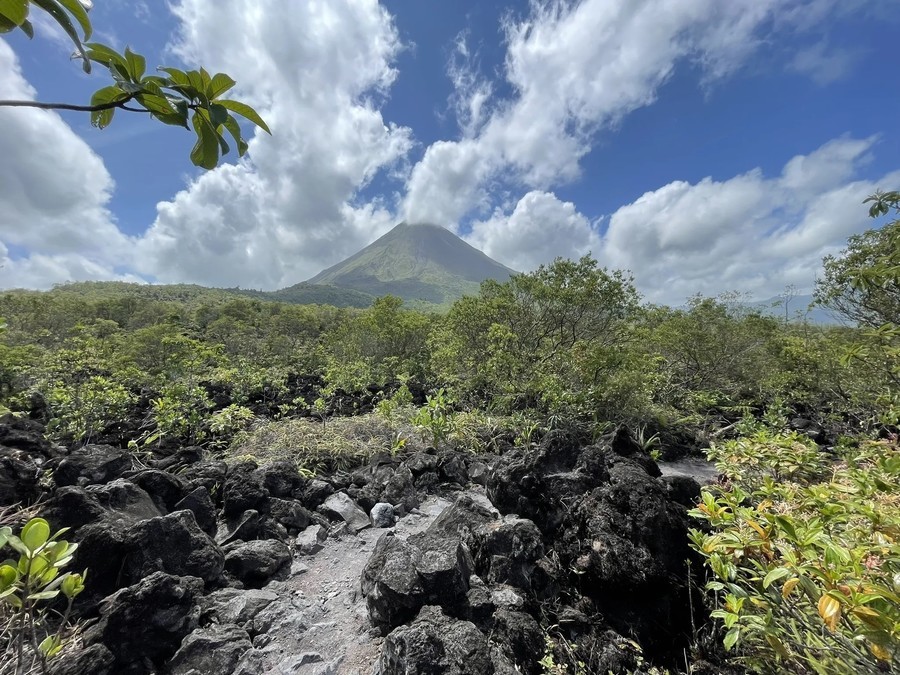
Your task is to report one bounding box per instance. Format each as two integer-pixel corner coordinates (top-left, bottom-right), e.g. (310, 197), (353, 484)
(0, 192), (897, 673)
(1, 517), (86, 673)
(0, 0), (268, 170)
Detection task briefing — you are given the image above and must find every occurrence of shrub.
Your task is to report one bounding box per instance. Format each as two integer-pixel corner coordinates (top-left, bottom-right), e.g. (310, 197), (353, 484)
(0, 518), (86, 674)
(690, 431), (900, 673)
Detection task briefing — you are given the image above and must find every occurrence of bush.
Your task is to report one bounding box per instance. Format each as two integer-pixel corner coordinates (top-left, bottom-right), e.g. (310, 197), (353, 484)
(689, 431), (900, 673)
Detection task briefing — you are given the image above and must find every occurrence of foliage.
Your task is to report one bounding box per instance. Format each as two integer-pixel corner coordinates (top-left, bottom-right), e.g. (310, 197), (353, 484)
(0, 0), (269, 169)
(411, 388), (456, 448)
(690, 430), (900, 674)
(0, 517), (86, 674)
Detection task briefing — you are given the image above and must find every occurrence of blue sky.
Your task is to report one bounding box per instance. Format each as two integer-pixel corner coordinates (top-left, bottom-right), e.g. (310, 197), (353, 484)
(1, 0), (898, 304)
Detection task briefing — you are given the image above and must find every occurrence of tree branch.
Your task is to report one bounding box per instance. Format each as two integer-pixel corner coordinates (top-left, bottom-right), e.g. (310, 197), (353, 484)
(0, 95), (137, 113)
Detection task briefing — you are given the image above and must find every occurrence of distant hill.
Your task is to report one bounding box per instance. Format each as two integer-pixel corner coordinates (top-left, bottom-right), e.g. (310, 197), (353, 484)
(305, 222), (517, 307)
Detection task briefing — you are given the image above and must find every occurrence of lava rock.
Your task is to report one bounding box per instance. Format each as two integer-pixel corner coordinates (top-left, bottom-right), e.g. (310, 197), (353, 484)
(300, 478), (334, 509)
(258, 460), (304, 498)
(491, 609), (543, 673)
(223, 462), (269, 518)
(167, 623), (253, 675)
(376, 605), (495, 675)
(319, 491), (371, 533)
(174, 486), (218, 538)
(218, 509), (262, 545)
(0, 448), (40, 506)
(474, 517), (544, 589)
(269, 497), (312, 532)
(294, 523), (327, 555)
(87, 572), (204, 673)
(122, 509), (224, 586)
(0, 414), (54, 457)
(201, 588), (279, 626)
(178, 460), (227, 497)
(661, 474), (702, 508)
(128, 469), (189, 513)
(224, 539), (291, 586)
(54, 445), (132, 487)
(361, 533), (425, 632)
(370, 502), (395, 528)
(47, 644), (115, 675)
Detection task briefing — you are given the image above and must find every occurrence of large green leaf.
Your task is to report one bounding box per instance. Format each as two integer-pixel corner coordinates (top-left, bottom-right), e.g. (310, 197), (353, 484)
(21, 518), (50, 551)
(89, 84), (127, 128)
(223, 115), (249, 156)
(124, 46), (145, 81)
(190, 111), (219, 170)
(209, 73), (236, 99)
(31, 0), (90, 72)
(218, 99), (271, 134)
(0, 0), (29, 27)
(55, 0), (91, 40)
(86, 42), (127, 69)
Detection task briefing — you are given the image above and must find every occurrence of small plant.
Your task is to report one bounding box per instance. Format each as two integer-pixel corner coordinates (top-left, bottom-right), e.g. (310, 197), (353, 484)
(1, 518), (87, 674)
(412, 388), (455, 448)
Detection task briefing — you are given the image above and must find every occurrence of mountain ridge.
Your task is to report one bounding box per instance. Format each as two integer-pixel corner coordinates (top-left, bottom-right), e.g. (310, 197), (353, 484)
(304, 222), (517, 307)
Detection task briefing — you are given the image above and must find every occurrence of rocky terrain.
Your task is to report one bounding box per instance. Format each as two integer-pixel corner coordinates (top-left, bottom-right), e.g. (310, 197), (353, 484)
(0, 414), (724, 674)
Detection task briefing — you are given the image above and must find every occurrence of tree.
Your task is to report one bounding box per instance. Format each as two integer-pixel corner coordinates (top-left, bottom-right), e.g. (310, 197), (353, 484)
(0, 0), (269, 169)
(814, 191), (900, 328)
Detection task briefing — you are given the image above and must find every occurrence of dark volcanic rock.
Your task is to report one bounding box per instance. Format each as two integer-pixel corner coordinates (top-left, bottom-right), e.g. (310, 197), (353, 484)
(122, 510), (224, 586)
(491, 609), (543, 673)
(223, 539), (291, 587)
(319, 491), (371, 532)
(258, 460), (304, 498)
(174, 486), (217, 538)
(167, 623), (253, 675)
(300, 478), (334, 510)
(87, 572), (204, 673)
(361, 533), (425, 631)
(0, 414), (54, 457)
(377, 605), (494, 675)
(178, 460), (227, 497)
(127, 468), (189, 513)
(269, 497), (312, 532)
(223, 461), (269, 517)
(474, 517), (544, 589)
(54, 445), (132, 487)
(0, 447), (40, 506)
(48, 644), (115, 675)
(370, 502), (395, 528)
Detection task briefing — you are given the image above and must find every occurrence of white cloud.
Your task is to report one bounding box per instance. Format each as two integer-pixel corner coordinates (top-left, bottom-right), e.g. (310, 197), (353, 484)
(789, 41), (859, 85)
(403, 0), (847, 227)
(466, 191), (600, 272)
(134, 0), (414, 288)
(0, 40), (133, 290)
(599, 136), (900, 304)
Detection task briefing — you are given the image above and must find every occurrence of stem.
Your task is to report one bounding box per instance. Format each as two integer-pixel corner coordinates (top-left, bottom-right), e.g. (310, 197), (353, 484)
(0, 95), (136, 113)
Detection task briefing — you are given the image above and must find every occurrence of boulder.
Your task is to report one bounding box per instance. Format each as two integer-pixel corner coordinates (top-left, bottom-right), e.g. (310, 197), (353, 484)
(490, 609), (543, 673)
(370, 502), (395, 528)
(87, 572), (204, 672)
(300, 478), (334, 509)
(223, 462), (269, 518)
(361, 533), (425, 632)
(0, 413), (54, 458)
(269, 497), (312, 532)
(167, 624), (253, 675)
(122, 510), (224, 586)
(174, 486), (218, 538)
(0, 448), (40, 506)
(376, 606), (495, 675)
(474, 517), (544, 589)
(217, 509), (262, 545)
(178, 460), (227, 497)
(47, 644), (115, 675)
(294, 523), (327, 555)
(258, 460), (304, 498)
(128, 469), (189, 513)
(319, 491), (371, 533)
(201, 588), (279, 626)
(223, 539), (291, 586)
(54, 445), (132, 487)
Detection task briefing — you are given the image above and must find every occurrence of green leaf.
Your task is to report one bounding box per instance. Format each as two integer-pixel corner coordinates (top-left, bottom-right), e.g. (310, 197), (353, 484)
(222, 115), (249, 156)
(27, 589), (60, 601)
(209, 73), (236, 99)
(723, 627), (741, 651)
(85, 42), (127, 69)
(55, 0), (91, 40)
(90, 85), (128, 128)
(0, 14), (18, 33)
(208, 103), (228, 129)
(762, 567), (790, 589)
(158, 67), (190, 87)
(218, 99), (271, 134)
(0, 0), (29, 27)
(124, 46), (145, 80)
(21, 518), (50, 551)
(31, 0), (90, 72)
(190, 111), (219, 170)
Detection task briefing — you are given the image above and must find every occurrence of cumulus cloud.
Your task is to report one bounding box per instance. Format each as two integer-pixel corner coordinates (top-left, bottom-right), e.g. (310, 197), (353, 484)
(599, 136), (900, 304)
(133, 0), (414, 288)
(403, 0), (865, 228)
(788, 41), (859, 85)
(0, 40), (133, 289)
(466, 191), (600, 272)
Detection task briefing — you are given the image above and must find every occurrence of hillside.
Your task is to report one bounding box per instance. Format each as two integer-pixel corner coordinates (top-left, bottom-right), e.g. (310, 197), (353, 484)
(306, 222), (517, 306)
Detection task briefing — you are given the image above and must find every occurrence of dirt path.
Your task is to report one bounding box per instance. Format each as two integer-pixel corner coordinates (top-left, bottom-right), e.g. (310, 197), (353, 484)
(237, 495), (455, 675)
